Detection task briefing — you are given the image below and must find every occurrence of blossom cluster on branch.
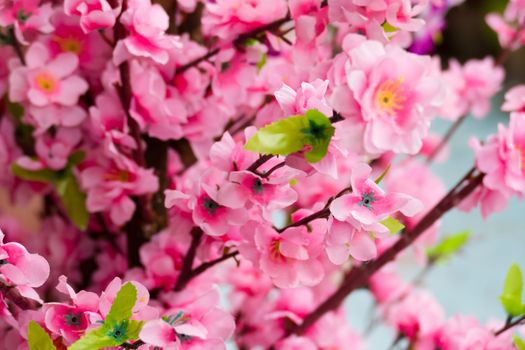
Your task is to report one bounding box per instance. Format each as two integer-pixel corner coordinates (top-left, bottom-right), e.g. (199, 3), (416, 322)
(0, 0), (524, 349)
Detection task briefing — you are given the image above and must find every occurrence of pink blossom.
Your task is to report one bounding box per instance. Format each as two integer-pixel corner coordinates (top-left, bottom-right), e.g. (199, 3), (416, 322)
(329, 163), (422, 229)
(239, 220), (326, 288)
(202, 0), (288, 40)
(0, 0), (53, 44)
(473, 114), (525, 198)
(17, 127), (82, 171)
(327, 163), (422, 262)
(436, 315), (515, 350)
(275, 79), (333, 117)
(502, 84), (525, 113)
(209, 131), (258, 173)
(384, 290), (445, 343)
(440, 58), (504, 120)
(504, 0), (525, 24)
(44, 276), (99, 343)
(129, 60), (187, 140)
(81, 152), (159, 226)
(165, 175), (248, 236)
(143, 286), (234, 350)
(486, 13), (525, 50)
(9, 42), (89, 107)
(0, 229), (50, 288)
(330, 35), (443, 154)
(114, 0), (181, 65)
(64, 0), (120, 33)
(218, 170), (298, 220)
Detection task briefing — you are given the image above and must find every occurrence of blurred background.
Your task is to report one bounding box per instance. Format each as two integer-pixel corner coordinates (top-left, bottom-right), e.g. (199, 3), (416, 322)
(346, 0), (525, 348)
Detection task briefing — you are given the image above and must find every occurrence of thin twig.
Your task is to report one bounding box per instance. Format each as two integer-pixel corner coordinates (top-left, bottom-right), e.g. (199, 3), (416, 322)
(174, 228), (204, 291)
(284, 168), (484, 337)
(495, 314), (525, 336)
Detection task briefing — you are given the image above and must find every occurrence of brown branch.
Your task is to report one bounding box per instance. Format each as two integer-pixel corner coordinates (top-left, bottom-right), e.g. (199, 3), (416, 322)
(426, 114), (467, 164)
(7, 27), (26, 65)
(174, 227), (204, 291)
(191, 251), (239, 277)
(285, 168), (484, 336)
(495, 315), (525, 336)
(0, 280), (38, 311)
(275, 208), (330, 233)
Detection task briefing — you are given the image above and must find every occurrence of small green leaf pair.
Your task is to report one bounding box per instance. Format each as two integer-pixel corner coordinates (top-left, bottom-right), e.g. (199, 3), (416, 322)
(28, 283), (143, 350)
(69, 282), (143, 350)
(500, 264), (525, 317)
(245, 109), (335, 163)
(426, 230), (470, 263)
(11, 151), (89, 230)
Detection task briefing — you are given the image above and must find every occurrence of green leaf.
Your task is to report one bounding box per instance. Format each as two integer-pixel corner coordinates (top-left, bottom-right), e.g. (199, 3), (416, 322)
(68, 328), (116, 350)
(106, 282), (137, 324)
(6, 100), (24, 120)
(500, 264), (525, 317)
(11, 163), (55, 183)
(380, 216), (405, 235)
(514, 336), (525, 350)
(301, 110), (335, 163)
(126, 320), (145, 340)
(67, 150), (86, 168)
(245, 115), (308, 156)
(245, 110), (334, 163)
(375, 164), (391, 184)
(426, 230), (470, 262)
(54, 173), (89, 231)
(382, 22), (398, 33)
(28, 321), (56, 350)
(69, 284), (141, 350)
(256, 52), (267, 71)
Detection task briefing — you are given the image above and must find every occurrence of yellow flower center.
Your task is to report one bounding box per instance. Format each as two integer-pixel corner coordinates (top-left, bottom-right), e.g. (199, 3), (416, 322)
(375, 77), (406, 115)
(104, 170), (130, 182)
(35, 72), (58, 93)
(269, 239), (286, 263)
(54, 36), (82, 54)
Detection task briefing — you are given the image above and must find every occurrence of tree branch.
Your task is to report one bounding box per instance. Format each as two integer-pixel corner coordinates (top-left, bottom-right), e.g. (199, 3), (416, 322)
(495, 314), (525, 336)
(174, 227), (204, 291)
(285, 168), (484, 337)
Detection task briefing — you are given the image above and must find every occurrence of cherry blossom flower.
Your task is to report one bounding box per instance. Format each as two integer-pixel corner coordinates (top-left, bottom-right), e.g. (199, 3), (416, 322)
(9, 42), (88, 107)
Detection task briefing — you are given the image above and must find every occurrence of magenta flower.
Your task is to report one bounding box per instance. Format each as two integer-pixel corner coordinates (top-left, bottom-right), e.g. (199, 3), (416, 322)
(327, 163), (422, 262)
(44, 276), (99, 343)
(0, 0), (53, 44)
(165, 179), (249, 237)
(0, 229), (50, 288)
(330, 163), (422, 228)
(9, 43), (88, 107)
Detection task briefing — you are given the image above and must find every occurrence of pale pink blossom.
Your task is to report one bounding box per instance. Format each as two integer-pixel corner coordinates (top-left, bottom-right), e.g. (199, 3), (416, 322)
(114, 0), (181, 65)
(202, 0), (288, 40)
(330, 35), (443, 154)
(0, 229), (50, 288)
(440, 58), (504, 120)
(9, 42), (89, 107)
(64, 0), (120, 33)
(275, 79), (333, 117)
(239, 219), (326, 288)
(502, 84), (525, 113)
(81, 152), (159, 226)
